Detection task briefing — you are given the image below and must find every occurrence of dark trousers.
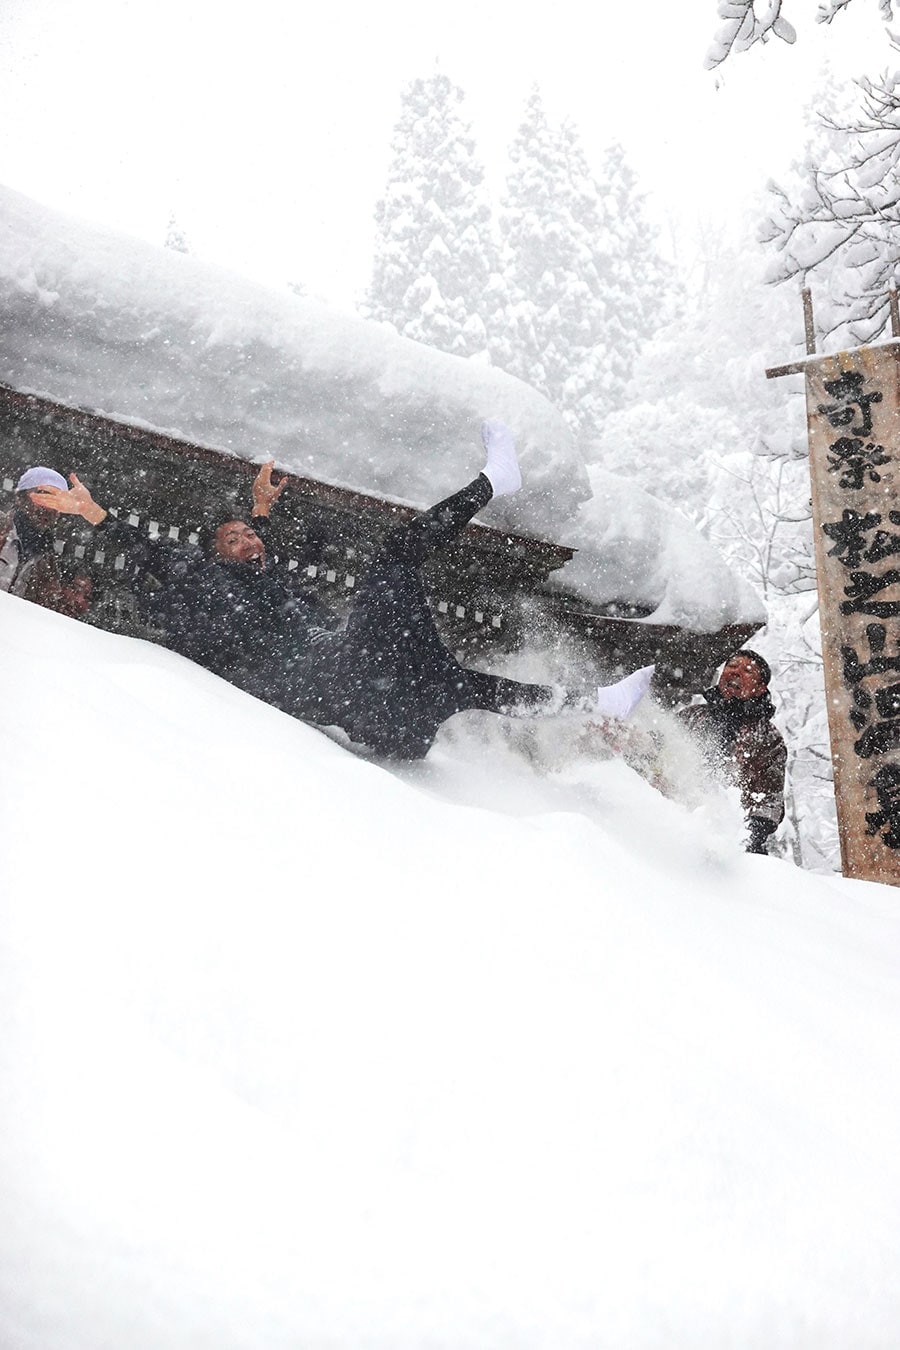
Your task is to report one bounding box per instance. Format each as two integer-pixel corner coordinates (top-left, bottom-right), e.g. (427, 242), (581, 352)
(325, 475), (554, 758)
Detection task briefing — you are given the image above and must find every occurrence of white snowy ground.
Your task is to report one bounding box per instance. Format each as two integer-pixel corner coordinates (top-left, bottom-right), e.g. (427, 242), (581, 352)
(2, 591), (899, 1350)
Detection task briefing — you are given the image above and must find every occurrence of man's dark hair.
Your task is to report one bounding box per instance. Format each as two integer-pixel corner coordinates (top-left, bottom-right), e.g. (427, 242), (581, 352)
(197, 516), (252, 554)
(738, 648), (771, 687)
(196, 519), (217, 553)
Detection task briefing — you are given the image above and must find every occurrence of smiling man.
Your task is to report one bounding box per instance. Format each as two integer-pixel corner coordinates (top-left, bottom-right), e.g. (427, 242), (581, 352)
(213, 519), (268, 566)
(679, 650), (787, 855)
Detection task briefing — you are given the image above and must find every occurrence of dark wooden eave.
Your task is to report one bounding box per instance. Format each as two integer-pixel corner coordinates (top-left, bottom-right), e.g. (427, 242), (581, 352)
(0, 381), (762, 695)
(0, 382), (574, 581)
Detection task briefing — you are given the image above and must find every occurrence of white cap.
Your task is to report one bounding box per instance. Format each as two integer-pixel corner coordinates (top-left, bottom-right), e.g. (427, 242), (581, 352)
(16, 466), (68, 493)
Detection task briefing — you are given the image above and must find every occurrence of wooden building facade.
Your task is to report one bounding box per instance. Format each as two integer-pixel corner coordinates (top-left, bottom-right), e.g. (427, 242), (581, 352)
(0, 382), (758, 698)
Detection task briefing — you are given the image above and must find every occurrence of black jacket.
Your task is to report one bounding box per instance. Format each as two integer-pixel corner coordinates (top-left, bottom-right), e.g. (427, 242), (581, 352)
(100, 509), (539, 758)
(103, 515), (340, 714)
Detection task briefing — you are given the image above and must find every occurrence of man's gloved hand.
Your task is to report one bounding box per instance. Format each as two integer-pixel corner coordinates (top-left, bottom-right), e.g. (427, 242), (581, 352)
(746, 815), (776, 855)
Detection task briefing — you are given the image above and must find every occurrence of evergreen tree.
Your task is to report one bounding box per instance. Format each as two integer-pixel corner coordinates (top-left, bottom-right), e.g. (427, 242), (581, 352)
(572, 137), (674, 431)
(363, 72), (497, 359)
(492, 88), (571, 397)
(560, 126), (631, 430)
(494, 90), (672, 440)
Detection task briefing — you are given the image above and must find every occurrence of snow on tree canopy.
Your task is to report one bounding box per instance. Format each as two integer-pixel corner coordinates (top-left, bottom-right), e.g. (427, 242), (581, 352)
(0, 185), (762, 631)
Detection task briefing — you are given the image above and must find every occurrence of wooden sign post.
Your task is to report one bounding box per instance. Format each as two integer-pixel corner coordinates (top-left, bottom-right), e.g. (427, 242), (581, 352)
(779, 340), (900, 883)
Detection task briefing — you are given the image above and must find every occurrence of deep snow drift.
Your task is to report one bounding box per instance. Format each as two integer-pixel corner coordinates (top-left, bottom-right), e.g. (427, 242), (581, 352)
(1, 592), (899, 1349)
(0, 184), (762, 631)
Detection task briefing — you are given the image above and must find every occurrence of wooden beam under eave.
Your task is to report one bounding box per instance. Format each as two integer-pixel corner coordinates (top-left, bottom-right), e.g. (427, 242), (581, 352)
(0, 381), (574, 577)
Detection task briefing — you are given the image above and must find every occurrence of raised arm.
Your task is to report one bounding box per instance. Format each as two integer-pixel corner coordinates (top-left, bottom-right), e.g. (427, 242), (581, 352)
(251, 460), (287, 519)
(29, 473), (108, 526)
(33, 472), (197, 590)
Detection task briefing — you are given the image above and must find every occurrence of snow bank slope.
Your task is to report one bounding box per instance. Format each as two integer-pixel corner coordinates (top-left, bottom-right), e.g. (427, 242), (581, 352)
(0, 185), (762, 629)
(2, 598), (898, 1349)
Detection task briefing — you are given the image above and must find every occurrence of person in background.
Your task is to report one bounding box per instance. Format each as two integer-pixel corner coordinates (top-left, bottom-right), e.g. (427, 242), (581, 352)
(0, 465), (67, 599)
(0, 465), (102, 618)
(1, 467), (103, 618)
(32, 422), (655, 760)
(678, 650), (786, 855)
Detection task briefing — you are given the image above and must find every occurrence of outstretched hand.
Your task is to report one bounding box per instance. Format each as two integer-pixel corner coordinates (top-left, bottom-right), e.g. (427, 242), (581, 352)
(252, 460), (287, 517)
(29, 473), (107, 526)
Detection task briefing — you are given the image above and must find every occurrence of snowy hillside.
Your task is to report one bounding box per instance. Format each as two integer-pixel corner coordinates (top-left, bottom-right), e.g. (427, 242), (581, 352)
(0, 185), (763, 631)
(2, 591), (899, 1349)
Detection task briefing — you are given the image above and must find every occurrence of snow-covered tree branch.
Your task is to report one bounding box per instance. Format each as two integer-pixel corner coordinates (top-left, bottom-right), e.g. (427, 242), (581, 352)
(705, 1), (797, 70)
(761, 63), (900, 344)
(705, 0), (893, 68)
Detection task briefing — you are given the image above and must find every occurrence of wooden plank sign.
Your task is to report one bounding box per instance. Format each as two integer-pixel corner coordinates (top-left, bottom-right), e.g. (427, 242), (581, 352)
(805, 342), (900, 883)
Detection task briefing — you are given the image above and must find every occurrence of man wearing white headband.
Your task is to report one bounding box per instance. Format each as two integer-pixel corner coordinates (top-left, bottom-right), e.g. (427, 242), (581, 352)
(0, 465), (105, 615)
(0, 465), (70, 600)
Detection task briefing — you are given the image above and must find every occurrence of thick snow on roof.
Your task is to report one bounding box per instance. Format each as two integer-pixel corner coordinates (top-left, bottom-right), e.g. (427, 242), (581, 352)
(2, 595), (899, 1348)
(0, 185), (763, 629)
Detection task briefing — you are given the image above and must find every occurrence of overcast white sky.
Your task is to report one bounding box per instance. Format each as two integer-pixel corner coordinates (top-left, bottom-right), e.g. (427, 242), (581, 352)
(0, 0), (894, 309)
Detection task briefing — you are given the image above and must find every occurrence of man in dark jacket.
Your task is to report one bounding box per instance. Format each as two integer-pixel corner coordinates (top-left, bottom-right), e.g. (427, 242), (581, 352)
(35, 422), (654, 759)
(679, 650), (787, 854)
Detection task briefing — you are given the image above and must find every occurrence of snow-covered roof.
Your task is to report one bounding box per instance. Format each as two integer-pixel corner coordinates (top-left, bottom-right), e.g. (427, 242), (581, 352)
(0, 185), (764, 631)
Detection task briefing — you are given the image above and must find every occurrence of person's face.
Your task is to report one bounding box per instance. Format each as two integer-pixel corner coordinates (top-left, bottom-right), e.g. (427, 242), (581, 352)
(718, 655), (767, 701)
(213, 520), (265, 565)
(17, 488), (57, 529)
(58, 575), (93, 618)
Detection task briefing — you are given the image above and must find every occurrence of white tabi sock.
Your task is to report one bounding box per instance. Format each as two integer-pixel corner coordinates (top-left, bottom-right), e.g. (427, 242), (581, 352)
(481, 419), (522, 497)
(593, 665), (655, 721)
